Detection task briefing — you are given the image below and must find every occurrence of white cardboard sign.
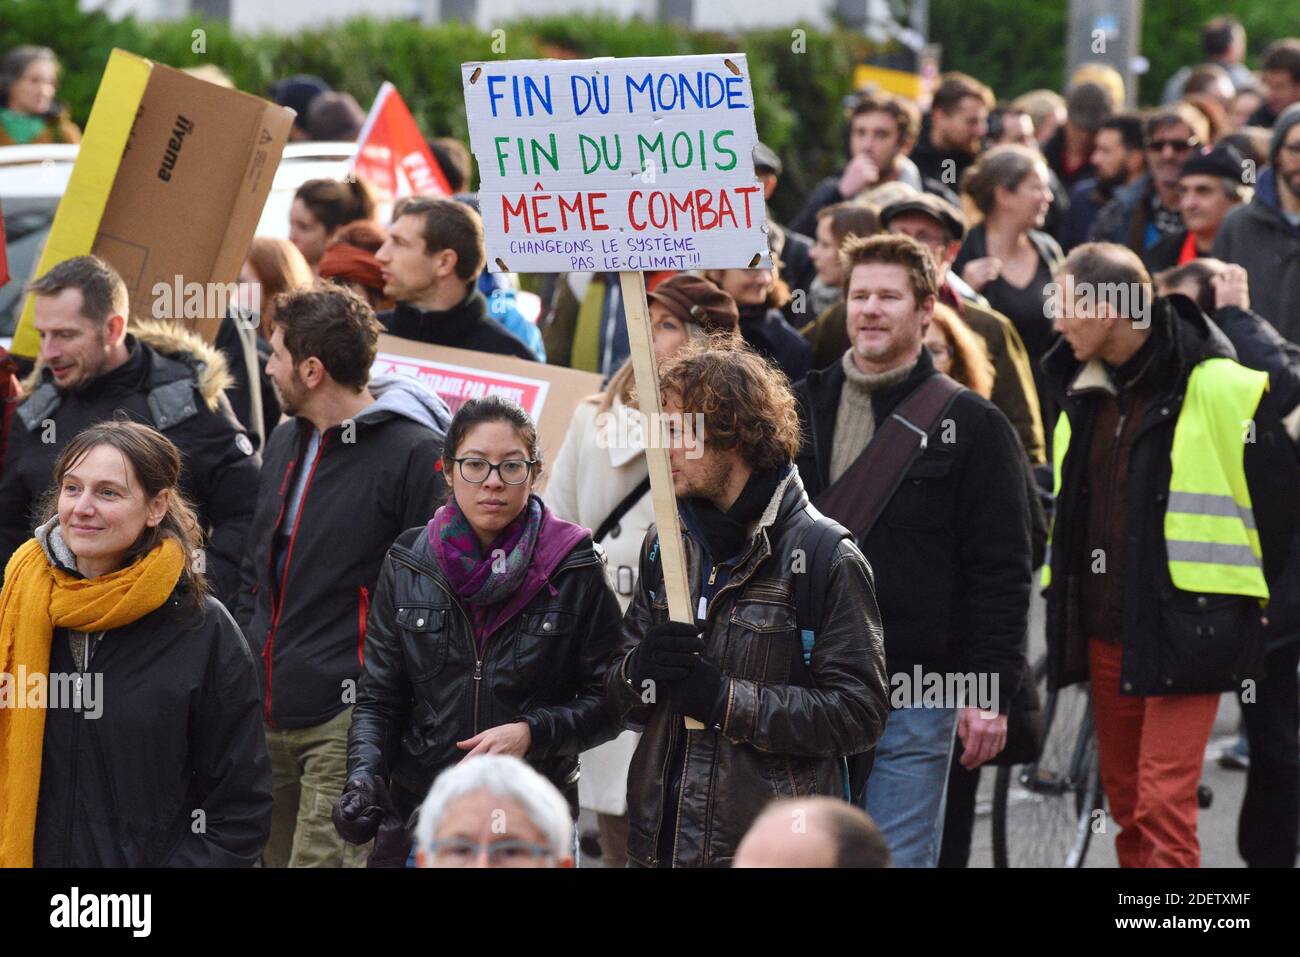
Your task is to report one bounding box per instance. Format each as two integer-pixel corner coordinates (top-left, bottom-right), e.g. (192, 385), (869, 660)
(461, 54), (771, 274)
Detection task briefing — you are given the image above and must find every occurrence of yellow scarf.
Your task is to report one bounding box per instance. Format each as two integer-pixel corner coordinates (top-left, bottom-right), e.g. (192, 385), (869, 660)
(0, 535), (184, 867)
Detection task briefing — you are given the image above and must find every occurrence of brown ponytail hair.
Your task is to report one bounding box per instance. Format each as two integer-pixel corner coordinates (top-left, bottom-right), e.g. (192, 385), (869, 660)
(294, 176), (377, 234)
(39, 418), (209, 614)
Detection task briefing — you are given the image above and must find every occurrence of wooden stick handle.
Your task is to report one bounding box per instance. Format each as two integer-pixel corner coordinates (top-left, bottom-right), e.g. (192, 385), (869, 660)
(618, 271), (705, 731)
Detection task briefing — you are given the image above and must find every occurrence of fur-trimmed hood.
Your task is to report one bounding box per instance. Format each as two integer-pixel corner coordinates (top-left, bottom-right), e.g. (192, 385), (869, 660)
(20, 319), (232, 412)
(130, 319), (233, 412)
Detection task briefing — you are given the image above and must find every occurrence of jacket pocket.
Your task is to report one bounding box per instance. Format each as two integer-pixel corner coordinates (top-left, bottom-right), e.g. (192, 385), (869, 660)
(400, 698), (444, 767)
(396, 605), (448, 679)
(882, 455), (952, 530)
(514, 610), (576, 685)
(1157, 590), (1255, 692)
(727, 599), (798, 684)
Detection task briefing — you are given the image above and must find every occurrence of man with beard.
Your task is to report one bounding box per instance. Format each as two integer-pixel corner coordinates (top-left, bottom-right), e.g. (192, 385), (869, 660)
(1213, 104), (1300, 345)
(0, 256), (258, 604)
(235, 286), (448, 867)
(793, 234), (1032, 867)
(1091, 104), (1209, 254)
(909, 73), (995, 196)
(1061, 114), (1146, 250)
(607, 344), (889, 867)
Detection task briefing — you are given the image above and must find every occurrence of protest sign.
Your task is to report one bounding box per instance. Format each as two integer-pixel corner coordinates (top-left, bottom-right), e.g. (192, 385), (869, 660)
(352, 82), (451, 205)
(462, 54), (772, 727)
(461, 55), (771, 274)
(10, 50), (292, 355)
(373, 334), (601, 485)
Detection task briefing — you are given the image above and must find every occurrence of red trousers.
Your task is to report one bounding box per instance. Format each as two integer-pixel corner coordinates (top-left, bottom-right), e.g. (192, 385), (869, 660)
(1088, 638), (1219, 867)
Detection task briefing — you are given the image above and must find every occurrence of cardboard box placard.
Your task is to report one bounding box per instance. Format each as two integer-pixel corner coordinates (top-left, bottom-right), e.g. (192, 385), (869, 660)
(372, 334), (602, 487)
(11, 49), (292, 356)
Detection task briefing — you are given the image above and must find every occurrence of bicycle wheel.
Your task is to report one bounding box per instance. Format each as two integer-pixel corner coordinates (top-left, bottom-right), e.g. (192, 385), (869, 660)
(992, 654), (1102, 867)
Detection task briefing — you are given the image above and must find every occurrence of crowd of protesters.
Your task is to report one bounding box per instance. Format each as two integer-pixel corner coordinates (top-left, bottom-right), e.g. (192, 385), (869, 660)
(1, 11), (1300, 870)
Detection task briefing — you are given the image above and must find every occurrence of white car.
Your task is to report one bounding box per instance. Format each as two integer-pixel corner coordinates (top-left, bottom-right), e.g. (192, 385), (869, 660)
(0, 141), (355, 343)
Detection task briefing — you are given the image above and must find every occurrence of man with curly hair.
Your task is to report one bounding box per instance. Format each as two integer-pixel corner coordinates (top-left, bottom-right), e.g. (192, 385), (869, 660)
(605, 342), (890, 867)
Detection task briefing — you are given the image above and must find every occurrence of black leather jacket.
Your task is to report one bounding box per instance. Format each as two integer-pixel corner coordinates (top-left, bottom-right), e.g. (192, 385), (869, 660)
(607, 469), (890, 867)
(346, 525), (623, 820)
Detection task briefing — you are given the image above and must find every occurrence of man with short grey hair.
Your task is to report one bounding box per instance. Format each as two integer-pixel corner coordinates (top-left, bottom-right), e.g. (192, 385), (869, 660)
(414, 755), (574, 868)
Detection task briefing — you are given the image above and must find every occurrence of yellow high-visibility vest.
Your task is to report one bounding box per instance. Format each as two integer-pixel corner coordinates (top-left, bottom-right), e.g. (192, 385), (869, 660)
(1042, 357), (1268, 600)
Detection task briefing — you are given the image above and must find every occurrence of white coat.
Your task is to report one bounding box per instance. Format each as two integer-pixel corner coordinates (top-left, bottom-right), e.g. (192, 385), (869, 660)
(544, 395), (653, 816)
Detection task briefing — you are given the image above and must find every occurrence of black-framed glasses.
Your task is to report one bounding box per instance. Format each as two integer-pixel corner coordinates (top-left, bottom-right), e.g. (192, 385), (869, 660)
(1149, 137), (1199, 154)
(427, 837), (554, 867)
(448, 457), (535, 485)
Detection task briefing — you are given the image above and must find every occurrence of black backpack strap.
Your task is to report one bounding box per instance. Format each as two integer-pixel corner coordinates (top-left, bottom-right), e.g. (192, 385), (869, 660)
(793, 512), (852, 662)
(592, 476), (652, 545)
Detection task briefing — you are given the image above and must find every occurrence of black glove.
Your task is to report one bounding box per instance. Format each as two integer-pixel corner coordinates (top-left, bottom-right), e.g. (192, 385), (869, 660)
(669, 653), (727, 726)
(627, 621), (704, 687)
(332, 775), (391, 845)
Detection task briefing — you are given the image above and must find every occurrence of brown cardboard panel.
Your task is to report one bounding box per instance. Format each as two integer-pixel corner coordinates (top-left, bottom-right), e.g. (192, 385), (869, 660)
(91, 60), (291, 343)
(373, 334), (603, 490)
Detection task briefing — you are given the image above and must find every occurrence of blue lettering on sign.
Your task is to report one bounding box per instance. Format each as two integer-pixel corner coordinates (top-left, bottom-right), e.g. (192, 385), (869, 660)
(485, 73), (554, 118)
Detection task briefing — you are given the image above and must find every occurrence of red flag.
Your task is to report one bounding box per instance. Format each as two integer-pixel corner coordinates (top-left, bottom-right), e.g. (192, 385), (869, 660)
(0, 200), (9, 288)
(351, 82), (451, 203)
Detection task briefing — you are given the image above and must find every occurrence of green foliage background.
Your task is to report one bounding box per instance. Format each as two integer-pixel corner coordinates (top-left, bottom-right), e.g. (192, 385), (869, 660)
(2, 0), (1289, 221)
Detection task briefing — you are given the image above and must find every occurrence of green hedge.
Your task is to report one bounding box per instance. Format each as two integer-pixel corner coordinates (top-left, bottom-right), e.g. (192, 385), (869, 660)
(2, 0), (893, 223)
(7, 0), (1279, 225)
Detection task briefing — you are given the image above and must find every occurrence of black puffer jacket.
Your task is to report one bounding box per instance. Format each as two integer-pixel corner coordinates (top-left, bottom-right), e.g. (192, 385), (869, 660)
(607, 469), (890, 868)
(346, 524), (622, 821)
(1041, 296), (1299, 695)
(34, 587), (272, 867)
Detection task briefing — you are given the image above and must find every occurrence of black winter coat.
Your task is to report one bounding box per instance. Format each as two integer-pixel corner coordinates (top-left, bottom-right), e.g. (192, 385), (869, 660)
(34, 589), (272, 867)
(0, 333), (259, 605)
(346, 525), (622, 821)
(739, 305), (811, 383)
(794, 347), (1033, 704)
(235, 411), (447, 730)
(607, 469), (890, 868)
(1041, 296), (1300, 694)
(379, 290), (537, 361)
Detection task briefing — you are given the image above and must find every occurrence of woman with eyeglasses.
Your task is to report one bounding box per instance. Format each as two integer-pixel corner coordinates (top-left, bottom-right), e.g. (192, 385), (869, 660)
(332, 395), (622, 865)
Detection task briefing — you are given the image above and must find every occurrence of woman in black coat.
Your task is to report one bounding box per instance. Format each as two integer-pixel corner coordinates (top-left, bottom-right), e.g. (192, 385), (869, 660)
(333, 396), (622, 865)
(0, 420), (271, 867)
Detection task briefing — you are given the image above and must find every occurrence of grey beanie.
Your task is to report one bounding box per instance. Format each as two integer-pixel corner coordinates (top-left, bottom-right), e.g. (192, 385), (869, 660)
(1270, 103), (1300, 164)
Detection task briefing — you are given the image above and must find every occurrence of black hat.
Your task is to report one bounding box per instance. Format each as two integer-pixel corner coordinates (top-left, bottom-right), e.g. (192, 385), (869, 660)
(270, 75), (332, 132)
(879, 192), (968, 242)
(1179, 144), (1249, 185)
(752, 142), (782, 176)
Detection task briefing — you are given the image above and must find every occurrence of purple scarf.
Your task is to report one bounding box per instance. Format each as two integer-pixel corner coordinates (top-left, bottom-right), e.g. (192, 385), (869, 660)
(428, 494), (589, 651)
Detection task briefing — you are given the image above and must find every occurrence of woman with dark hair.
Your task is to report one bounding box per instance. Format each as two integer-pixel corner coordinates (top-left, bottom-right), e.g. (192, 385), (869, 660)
(333, 396), (621, 865)
(289, 177), (378, 273)
(0, 46), (79, 145)
(954, 144), (1063, 412)
(0, 420), (271, 867)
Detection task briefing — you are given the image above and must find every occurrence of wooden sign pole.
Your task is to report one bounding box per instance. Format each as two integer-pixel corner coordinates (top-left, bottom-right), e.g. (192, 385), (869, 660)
(618, 270), (704, 731)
